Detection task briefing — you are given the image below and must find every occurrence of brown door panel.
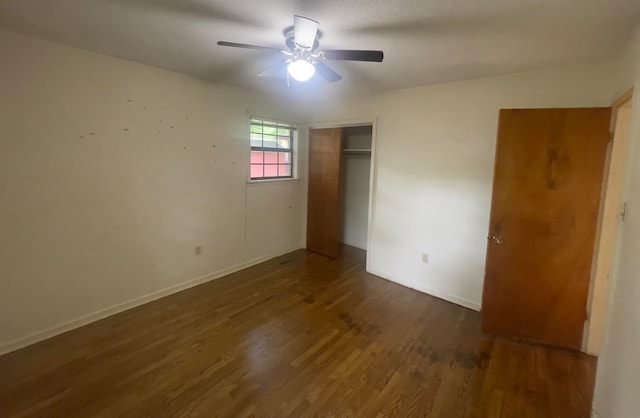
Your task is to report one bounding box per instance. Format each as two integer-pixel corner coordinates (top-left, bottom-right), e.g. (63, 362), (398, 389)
(481, 108), (611, 350)
(307, 128), (343, 258)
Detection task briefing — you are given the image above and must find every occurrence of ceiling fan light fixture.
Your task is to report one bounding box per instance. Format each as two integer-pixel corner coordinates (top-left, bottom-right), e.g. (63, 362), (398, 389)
(287, 59), (315, 81)
(218, 15), (384, 84)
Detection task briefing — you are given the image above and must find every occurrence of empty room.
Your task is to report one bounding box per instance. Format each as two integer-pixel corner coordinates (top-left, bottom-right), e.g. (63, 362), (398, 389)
(1, 1), (640, 417)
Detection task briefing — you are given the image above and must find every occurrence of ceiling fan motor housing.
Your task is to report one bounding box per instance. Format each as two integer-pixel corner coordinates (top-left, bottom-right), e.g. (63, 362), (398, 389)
(284, 27), (321, 52)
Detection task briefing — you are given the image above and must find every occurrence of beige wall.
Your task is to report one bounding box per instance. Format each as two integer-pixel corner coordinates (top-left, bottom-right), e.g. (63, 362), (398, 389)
(593, 24), (640, 418)
(0, 29), (308, 354)
(311, 61), (619, 310)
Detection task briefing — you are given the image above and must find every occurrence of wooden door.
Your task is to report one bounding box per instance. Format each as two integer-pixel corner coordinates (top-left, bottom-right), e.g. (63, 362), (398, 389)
(481, 108), (611, 350)
(307, 128), (343, 257)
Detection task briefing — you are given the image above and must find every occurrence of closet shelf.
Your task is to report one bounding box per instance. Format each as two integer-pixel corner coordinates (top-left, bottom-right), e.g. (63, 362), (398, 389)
(342, 148), (372, 154)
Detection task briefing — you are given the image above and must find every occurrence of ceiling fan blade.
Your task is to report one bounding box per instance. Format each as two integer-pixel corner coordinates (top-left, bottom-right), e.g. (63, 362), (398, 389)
(257, 61), (288, 79)
(294, 15), (319, 49)
(323, 50), (384, 62)
(315, 62), (342, 82)
(217, 41), (283, 53)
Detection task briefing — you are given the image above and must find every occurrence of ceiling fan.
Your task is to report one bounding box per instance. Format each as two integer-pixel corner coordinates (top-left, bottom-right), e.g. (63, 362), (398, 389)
(217, 15), (384, 83)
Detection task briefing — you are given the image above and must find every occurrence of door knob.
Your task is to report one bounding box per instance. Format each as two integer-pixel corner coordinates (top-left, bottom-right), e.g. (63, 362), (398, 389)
(489, 235), (503, 244)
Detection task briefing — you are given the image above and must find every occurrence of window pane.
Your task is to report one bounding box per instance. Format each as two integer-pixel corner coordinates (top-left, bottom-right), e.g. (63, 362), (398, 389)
(264, 165), (278, 177)
(263, 135), (277, 148)
(250, 132), (263, 147)
(278, 165), (292, 177)
(278, 152), (290, 164)
(251, 165), (264, 178)
(263, 126), (277, 136)
(251, 151), (263, 164)
(277, 136), (290, 149)
(277, 128), (290, 136)
(264, 151), (278, 164)
(250, 125), (263, 134)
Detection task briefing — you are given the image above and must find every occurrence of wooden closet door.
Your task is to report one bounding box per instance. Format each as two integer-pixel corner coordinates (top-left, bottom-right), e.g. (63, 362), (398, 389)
(307, 128), (343, 258)
(481, 108), (611, 350)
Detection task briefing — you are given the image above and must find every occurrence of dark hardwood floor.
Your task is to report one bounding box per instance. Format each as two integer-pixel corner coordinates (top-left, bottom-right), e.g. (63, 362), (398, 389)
(0, 245), (596, 417)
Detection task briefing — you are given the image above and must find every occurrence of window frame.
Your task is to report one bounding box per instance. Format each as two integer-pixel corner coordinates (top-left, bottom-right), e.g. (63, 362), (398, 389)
(249, 117), (296, 181)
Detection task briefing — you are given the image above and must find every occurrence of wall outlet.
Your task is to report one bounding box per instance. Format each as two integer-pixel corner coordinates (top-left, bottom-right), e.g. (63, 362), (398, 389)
(195, 245), (202, 256)
(422, 253), (429, 264)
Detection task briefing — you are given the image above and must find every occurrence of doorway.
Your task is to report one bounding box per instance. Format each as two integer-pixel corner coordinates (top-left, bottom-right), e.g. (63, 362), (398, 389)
(584, 89), (634, 354)
(340, 126), (372, 251)
(306, 122), (375, 260)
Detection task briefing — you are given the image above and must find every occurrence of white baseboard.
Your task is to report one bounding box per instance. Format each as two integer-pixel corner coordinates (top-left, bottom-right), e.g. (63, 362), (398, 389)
(367, 268), (481, 311)
(0, 245), (302, 356)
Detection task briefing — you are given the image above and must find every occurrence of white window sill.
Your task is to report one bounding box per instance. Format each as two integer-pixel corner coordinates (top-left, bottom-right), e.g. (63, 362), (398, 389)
(246, 178), (301, 185)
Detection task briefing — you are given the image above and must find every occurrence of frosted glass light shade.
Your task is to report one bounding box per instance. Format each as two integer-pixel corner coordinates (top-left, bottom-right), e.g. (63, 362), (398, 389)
(287, 60), (315, 81)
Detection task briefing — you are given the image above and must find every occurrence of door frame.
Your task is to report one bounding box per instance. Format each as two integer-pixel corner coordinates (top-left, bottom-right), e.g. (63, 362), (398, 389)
(584, 88), (634, 355)
(306, 118), (378, 270)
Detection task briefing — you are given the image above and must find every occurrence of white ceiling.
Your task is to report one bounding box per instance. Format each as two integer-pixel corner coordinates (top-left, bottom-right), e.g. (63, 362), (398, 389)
(1, 0), (639, 98)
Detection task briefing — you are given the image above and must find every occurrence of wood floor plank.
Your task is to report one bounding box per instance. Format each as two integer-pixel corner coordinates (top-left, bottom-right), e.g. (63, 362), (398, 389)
(0, 245), (597, 417)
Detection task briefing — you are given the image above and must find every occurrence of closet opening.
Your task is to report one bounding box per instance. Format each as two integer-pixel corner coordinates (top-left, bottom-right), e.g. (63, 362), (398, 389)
(306, 122), (375, 261)
(339, 126), (372, 251)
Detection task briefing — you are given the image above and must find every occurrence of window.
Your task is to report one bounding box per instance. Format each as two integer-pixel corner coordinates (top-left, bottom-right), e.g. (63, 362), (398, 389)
(250, 118), (295, 180)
